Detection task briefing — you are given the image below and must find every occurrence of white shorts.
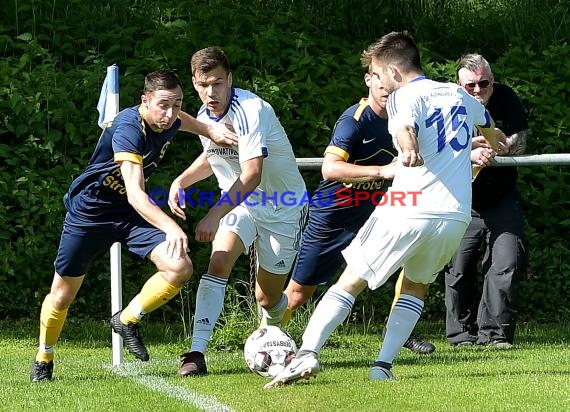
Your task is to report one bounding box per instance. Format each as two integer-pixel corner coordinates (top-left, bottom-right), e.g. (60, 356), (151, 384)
(342, 216), (468, 289)
(218, 204), (307, 275)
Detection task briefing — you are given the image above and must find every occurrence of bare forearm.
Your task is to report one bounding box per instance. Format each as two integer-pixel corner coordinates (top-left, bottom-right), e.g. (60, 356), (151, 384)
(396, 125), (423, 167)
(207, 173), (260, 220)
(128, 189), (179, 233)
(506, 130), (528, 155)
(176, 164), (213, 188)
(179, 111), (210, 136)
(396, 126), (418, 152)
(178, 112), (238, 147)
(175, 153), (213, 188)
(323, 161), (395, 183)
(121, 160), (180, 233)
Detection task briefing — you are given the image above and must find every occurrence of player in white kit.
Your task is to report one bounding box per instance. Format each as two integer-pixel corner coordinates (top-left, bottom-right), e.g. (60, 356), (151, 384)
(265, 31), (498, 388)
(168, 47), (307, 377)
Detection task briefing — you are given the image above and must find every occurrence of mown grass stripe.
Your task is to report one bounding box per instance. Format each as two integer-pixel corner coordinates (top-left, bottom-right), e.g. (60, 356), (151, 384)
(109, 362), (235, 412)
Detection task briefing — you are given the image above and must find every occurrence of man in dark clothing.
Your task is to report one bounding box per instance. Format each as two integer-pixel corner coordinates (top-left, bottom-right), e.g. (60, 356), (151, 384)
(445, 53), (529, 348)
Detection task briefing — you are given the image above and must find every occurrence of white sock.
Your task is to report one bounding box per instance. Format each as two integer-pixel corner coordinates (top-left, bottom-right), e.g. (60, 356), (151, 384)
(376, 294), (424, 365)
(128, 296), (145, 320)
(299, 284), (355, 354)
(190, 274), (228, 354)
(39, 342), (54, 354)
(261, 293), (288, 326)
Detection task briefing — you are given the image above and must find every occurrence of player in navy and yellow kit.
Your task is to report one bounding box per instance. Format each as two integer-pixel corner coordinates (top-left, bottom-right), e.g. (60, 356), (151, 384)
(30, 70), (238, 382)
(279, 55), (434, 354)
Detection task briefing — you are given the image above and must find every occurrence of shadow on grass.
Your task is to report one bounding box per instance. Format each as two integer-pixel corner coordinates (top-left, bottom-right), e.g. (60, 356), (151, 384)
(3, 319), (568, 353)
(321, 334), (570, 370)
(402, 368), (570, 381)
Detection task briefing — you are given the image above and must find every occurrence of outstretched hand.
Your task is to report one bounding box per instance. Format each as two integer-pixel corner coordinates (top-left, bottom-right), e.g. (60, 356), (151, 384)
(168, 180), (187, 220)
(208, 122), (238, 147)
(397, 126), (424, 167)
(164, 223), (189, 260)
(473, 128), (508, 156)
(471, 147), (496, 167)
(195, 214), (220, 242)
(401, 149), (424, 167)
(494, 128), (509, 155)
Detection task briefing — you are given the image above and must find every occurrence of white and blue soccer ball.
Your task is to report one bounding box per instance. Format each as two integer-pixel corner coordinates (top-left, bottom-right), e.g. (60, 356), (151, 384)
(244, 325), (297, 377)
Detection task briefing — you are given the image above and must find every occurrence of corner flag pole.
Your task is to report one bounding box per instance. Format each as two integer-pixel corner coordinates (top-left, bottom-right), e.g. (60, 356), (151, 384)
(110, 242), (122, 366)
(97, 64), (123, 366)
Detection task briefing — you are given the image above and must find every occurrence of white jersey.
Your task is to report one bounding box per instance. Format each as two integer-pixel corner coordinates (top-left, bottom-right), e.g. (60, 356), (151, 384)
(386, 77), (490, 223)
(197, 87), (306, 211)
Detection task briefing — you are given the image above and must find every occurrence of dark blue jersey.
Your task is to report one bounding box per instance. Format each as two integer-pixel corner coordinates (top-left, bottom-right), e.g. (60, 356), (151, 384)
(64, 105), (181, 219)
(309, 98), (397, 228)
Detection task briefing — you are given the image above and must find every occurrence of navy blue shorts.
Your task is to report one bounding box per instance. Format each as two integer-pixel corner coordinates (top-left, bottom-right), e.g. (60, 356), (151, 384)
(54, 211), (166, 277)
(290, 222), (359, 286)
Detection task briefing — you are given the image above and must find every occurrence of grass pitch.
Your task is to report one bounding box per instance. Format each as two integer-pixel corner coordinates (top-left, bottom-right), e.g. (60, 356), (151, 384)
(1, 320), (568, 411)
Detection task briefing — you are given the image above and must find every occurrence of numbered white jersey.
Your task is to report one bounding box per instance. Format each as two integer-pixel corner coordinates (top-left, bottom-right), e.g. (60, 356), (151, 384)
(197, 87), (306, 204)
(387, 77), (491, 222)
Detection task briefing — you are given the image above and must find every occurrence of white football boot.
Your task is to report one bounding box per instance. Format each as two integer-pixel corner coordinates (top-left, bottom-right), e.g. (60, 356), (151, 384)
(264, 352), (320, 389)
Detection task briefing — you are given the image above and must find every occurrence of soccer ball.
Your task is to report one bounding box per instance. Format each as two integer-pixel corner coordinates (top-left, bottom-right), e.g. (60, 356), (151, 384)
(243, 325), (297, 378)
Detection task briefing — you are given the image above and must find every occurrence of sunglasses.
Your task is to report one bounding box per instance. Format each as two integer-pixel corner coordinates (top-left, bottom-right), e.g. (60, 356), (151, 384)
(464, 79), (491, 89)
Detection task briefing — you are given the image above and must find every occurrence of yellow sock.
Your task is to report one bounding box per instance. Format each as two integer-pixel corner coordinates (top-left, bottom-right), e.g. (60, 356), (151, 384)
(258, 307), (293, 328)
(258, 305), (294, 329)
(120, 273), (181, 324)
(281, 307), (293, 327)
(391, 269), (405, 311)
(36, 295), (68, 363)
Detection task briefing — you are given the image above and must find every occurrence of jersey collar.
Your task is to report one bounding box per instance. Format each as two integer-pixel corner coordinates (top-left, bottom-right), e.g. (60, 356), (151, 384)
(410, 75), (427, 83)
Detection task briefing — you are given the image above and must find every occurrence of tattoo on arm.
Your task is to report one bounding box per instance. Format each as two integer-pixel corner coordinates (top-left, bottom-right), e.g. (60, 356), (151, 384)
(507, 129), (528, 155)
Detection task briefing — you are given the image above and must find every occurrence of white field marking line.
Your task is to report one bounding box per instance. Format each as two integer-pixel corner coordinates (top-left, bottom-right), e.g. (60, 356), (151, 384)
(107, 361), (235, 412)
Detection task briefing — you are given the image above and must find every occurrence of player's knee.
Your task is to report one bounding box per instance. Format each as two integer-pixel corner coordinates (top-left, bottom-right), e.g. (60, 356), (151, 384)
(286, 290), (309, 310)
(180, 260), (193, 280)
(255, 291), (272, 308)
(49, 291), (74, 310)
(179, 259), (194, 280)
(255, 289), (283, 309)
(401, 276), (429, 299)
(208, 253), (233, 275)
(286, 297), (305, 311)
(49, 274), (81, 309)
(285, 282), (315, 310)
(164, 257), (193, 283)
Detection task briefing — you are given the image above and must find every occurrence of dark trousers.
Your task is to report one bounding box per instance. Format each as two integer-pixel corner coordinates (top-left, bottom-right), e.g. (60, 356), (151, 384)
(445, 189), (527, 344)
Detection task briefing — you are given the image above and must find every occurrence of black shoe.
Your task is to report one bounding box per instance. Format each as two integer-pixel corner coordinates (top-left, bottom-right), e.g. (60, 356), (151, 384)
(178, 351), (208, 377)
(110, 311), (149, 361)
(453, 340), (475, 347)
(403, 335), (436, 354)
(30, 360), (54, 382)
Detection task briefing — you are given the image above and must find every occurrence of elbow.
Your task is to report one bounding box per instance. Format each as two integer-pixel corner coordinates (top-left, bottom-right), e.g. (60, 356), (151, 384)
(321, 164), (336, 181)
(126, 191), (147, 210)
(126, 193), (139, 209)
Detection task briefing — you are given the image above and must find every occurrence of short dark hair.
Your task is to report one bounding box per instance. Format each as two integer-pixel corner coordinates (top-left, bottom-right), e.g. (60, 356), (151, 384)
(191, 47), (231, 76)
(361, 31), (422, 73)
(144, 69), (182, 94)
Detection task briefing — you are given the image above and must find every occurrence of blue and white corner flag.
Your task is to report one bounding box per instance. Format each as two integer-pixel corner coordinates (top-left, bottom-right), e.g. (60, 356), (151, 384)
(97, 64), (119, 129)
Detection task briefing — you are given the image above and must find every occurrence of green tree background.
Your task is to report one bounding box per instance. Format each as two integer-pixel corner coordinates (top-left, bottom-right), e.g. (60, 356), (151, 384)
(1, 0), (569, 322)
